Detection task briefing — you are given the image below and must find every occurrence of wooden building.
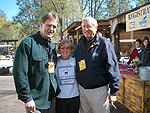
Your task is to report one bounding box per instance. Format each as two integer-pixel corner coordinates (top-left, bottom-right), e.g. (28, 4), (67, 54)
(61, 2), (150, 60)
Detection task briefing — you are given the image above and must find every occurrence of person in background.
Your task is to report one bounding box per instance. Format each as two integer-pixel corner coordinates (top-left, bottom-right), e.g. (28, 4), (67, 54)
(139, 36), (150, 66)
(55, 40), (80, 113)
(73, 16), (120, 113)
(13, 12), (60, 113)
(127, 39), (142, 65)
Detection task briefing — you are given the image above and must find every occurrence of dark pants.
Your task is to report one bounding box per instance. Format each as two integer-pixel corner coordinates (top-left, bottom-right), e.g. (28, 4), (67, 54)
(56, 96), (80, 113)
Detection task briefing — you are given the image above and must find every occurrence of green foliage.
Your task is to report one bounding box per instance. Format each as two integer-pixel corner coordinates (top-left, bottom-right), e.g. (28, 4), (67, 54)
(13, 0), (42, 36)
(92, 0), (133, 19)
(81, 0), (149, 20)
(132, 0), (149, 6)
(0, 20), (22, 40)
(0, 10), (21, 40)
(13, 0), (82, 39)
(0, 9), (6, 19)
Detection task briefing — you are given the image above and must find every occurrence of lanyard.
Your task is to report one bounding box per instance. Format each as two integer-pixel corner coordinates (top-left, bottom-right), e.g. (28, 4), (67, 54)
(43, 42), (53, 60)
(82, 44), (95, 59)
(37, 33), (52, 61)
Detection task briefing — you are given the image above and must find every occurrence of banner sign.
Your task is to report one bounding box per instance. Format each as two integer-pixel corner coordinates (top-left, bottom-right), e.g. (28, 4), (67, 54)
(126, 4), (150, 32)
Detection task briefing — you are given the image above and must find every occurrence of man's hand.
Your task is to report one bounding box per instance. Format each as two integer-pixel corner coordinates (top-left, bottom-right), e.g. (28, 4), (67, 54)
(25, 99), (35, 112)
(109, 94), (117, 107)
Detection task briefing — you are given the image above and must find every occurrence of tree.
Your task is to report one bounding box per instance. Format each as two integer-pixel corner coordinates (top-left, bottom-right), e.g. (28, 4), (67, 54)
(79, 0), (149, 19)
(13, 0), (83, 40)
(48, 0), (82, 38)
(132, 0), (149, 6)
(0, 10), (21, 40)
(0, 9), (6, 19)
(13, 0), (43, 37)
(0, 17), (22, 40)
(101, 0), (132, 19)
(79, 0), (107, 18)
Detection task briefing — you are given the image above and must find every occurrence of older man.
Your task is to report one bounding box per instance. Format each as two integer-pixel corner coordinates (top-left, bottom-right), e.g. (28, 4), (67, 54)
(13, 12), (60, 113)
(73, 17), (121, 113)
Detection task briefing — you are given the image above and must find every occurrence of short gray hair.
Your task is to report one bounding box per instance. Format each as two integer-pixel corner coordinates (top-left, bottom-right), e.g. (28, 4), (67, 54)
(81, 16), (98, 27)
(58, 40), (73, 50)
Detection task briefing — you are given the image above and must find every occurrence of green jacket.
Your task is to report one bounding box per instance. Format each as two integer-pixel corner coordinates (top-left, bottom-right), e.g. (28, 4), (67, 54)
(13, 31), (59, 109)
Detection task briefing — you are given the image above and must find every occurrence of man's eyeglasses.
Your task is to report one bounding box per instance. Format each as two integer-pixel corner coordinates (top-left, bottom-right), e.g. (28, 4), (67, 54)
(60, 46), (71, 50)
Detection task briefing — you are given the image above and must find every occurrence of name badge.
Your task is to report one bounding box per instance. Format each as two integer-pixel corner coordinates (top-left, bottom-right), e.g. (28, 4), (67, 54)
(48, 62), (55, 73)
(78, 59), (86, 71)
(58, 66), (75, 85)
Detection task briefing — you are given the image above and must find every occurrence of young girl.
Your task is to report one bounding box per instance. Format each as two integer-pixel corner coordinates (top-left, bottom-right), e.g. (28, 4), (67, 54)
(55, 40), (80, 113)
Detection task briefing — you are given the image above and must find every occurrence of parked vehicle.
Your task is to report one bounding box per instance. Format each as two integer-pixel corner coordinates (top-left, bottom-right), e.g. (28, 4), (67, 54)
(0, 55), (13, 69)
(0, 45), (13, 74)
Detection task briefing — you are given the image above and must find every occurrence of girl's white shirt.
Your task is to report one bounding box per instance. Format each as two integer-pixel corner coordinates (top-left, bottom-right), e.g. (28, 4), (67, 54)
(55, 57), (79, 98)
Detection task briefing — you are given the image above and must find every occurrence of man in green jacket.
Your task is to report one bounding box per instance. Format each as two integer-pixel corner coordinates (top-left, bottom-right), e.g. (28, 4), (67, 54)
(13, 12), (60, 113)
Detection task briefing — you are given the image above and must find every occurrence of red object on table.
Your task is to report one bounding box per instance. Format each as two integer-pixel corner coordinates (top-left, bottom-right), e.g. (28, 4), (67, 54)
(118, 64), (135, 74)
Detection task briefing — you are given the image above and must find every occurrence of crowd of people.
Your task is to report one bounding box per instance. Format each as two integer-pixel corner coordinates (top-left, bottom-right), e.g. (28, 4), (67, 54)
(12, 11), (150, 113)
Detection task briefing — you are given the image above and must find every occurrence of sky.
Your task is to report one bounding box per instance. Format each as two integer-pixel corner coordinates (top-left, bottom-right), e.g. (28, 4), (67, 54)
(0, 0), (19, 21)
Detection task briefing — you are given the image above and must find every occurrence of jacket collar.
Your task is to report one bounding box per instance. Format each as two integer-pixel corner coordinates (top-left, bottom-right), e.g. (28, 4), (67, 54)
(78, 33), (100, 52)
(79, 32), (100, 45)
(93, 33), (100, 46)
(37, 31), (54, 49)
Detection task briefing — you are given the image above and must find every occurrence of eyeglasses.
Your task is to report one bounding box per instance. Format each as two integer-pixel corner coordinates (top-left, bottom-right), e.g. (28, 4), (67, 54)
(60, 46), (71, 50)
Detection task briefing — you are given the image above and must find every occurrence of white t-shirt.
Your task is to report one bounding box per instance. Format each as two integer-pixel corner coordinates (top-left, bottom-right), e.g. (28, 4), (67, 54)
(55, 57), (79, 99)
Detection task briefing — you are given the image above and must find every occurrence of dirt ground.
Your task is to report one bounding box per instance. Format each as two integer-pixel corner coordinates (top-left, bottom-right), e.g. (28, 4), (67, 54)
(0, 75), (131, 113)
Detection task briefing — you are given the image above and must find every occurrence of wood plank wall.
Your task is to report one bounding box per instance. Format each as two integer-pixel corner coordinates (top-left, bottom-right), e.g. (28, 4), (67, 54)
(119, 31), (133, 55)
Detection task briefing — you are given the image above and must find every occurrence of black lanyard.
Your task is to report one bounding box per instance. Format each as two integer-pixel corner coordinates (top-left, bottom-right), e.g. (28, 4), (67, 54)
(82, 44), (95, 59)
(43, 42), (53, 60)
(37, 33), (53, 61)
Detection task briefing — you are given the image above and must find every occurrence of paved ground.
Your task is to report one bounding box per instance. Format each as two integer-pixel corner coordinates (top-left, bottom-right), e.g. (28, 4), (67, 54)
(0, 75), (131, 113)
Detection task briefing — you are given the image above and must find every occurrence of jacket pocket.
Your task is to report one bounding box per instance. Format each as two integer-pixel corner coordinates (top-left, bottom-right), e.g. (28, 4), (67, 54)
(31, 53), (47, 73)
